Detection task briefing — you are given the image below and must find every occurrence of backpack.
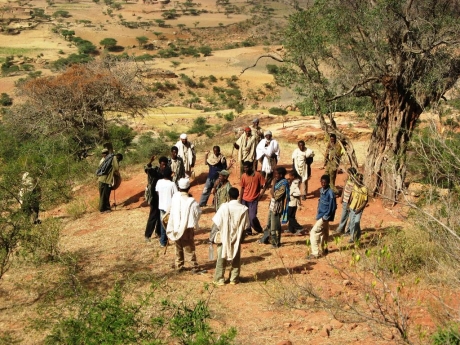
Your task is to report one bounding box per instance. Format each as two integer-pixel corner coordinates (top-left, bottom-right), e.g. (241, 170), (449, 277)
(96, 153), (114, 176)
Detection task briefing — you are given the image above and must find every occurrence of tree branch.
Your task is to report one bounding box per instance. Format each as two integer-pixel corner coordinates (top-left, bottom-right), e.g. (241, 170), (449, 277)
(240, 54), (284, 76)
(326, 77), (379, 102)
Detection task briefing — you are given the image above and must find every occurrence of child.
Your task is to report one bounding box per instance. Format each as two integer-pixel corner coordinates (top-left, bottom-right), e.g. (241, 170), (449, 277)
(286, 171), (304, 235)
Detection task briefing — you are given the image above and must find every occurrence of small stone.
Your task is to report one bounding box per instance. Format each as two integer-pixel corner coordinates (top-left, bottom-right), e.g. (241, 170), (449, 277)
(284, 322), (292, 328)
(348, 323), (358, 331)
(331, 319), (343, 329)
(304, 326), (313, 332)
(343, 280), (352, 286)
(325, 325), (333, 332)
(319, 326), (330, 337)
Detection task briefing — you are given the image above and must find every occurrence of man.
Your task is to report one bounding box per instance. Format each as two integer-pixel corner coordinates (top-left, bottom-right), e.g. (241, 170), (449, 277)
(347, 173), (368, 243)
(240, 161), (266, 236)
(256, 130), (280, 188)
(322, 133), (343, 194)
(156, 167), (177, 247)
(259, 167), (289, 248)
(212, 187), (249, 286)
(307, 174), (337, 259)
(168, 146), (185, 186)
(199, 146), (233, 207)
(209, 170), (232, 242)
(292, 140), (315, 200)
(19, 172), (41, 224)
(251, 118), (264, 143)
(166, 178), (203, 273)
(286, 170), (303, 235)
(97, 147), (119, 213)
(175, 133), (196, 178)
(144, 155), (167, 242)
(234, 127), (257, 177)
(334, 167), (357, 235)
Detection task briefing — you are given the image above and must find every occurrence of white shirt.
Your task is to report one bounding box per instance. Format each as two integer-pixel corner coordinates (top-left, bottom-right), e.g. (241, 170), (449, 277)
(166, 192), (201, 241)
(156, 179), (177, 212)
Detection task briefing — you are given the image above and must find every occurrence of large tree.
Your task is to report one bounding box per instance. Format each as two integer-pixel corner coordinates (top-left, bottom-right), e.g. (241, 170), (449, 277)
(8, 58), (154, 148)
(269, 0), (460, 203)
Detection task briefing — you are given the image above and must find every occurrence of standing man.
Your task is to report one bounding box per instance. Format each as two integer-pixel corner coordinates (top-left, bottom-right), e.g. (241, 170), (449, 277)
(347, 173), (368, 243)
(166, 178), (203, 273)
(334, 167), (357, 235)
(144, 155), (167, 242)
(156, 167), (177, 248)
(199, 146), (233, 207)
(234, 127), (257, 177)
(168, 146), (185, 186)
(307, 174), (337, 259)
(175, 134), (196, 178)
(209, 170), (232, 242)
(286, 170), (304, 235)
(97, 146), (119, 213)
(240, 161), (266, 236)
(322, 133), (343, 194)
(256, 130), (280, 188)
(212, 187), (249, 286)
(251, 118), (264, 143)
(292, 140), (315, 200)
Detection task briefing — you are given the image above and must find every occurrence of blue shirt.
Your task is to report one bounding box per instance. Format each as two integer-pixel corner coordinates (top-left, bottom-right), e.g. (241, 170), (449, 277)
(208, 158), (227, 180)
(316, 186), (337, 221)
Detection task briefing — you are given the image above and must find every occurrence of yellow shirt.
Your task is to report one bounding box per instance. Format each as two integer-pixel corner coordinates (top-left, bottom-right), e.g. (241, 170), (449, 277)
(349, 185), (368, 211)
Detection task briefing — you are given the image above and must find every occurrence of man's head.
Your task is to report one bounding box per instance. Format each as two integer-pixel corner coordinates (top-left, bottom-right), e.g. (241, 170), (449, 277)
(213, 146), (220, 156)
(242, 161), (253, 174)
(287, 170), (297, 184)
(180, 133), (188, 144)
(162, 167), (173, 180)
(171, 146), (178, 159)
(244, 127), (252, 136)
(252, 118), (259, 126)
(320, 174), (330, 189)
(347, 167), (357, 177)
(178, 178), (191, 192)
(356, 173), (364, 185)
(329, 133), (337, 144)
(159, 156), (168, 169)
(298, 140), (305, 151)
(274, 166), (287, 181)
(264, 130), (272, 140)
(101, 148), (109, 156)
(228, 187), (239, 200)
(218, 169), (229, 183)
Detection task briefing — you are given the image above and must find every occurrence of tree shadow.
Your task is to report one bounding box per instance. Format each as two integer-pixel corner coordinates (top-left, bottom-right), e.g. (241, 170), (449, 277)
(118, 190), (145, 208)
(243, 262), (317, 282)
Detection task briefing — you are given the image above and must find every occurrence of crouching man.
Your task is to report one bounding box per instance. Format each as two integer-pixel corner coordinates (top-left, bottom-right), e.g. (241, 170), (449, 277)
(166, 178), (204, 273)
(212, 187), (249, 286)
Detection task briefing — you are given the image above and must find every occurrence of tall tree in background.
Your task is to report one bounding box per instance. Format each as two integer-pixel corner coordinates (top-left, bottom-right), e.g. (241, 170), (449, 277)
(280, 0), (460, 203)
(8, 58), (154, 149)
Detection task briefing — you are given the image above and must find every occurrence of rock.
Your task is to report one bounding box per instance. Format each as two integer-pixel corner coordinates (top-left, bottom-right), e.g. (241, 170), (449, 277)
(319, 326), (330, 337)
(276, 341), (292, 345)
(343, 280), (352, 286)
(284, 322), (292, 328)
(348, 323), (358, 331)
(331, 319), (343, 329)
(304, 326), (313, 332)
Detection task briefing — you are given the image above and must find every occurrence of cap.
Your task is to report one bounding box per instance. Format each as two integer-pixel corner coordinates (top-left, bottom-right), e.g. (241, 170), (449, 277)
(264, 130), (272, 136)
(178, 178), (190, 189)
(244, 127), (251, 132)
(252, 118), (259, 123)
(218, 170), (230, 176)
(180, 133), (187, 140)
(101, 148), (109, 154)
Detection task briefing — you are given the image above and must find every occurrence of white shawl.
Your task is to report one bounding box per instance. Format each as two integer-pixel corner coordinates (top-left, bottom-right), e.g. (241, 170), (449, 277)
(166, 192), (201, 241)
(174, 140), (196, 173)
(292, 147), (314, 182)
(256, 139), (280, 174)
(212, 200), (249, 260)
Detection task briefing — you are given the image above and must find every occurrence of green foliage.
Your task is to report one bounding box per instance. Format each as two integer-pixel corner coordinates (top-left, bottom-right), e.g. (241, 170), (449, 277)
(208, 75), (217, 83)
(223, 112), (234, 121)
(100, 37), (118, 49)
(199, 45), (212, 56)
(189, 116), (211, 135)
(134, 53), (155, 61)
(268, 107), (287, 116)
(135, 36), (148, 46)
(180, 74), (197, 88)
(107, 124), (135, 151)
(52, 54), (93, 69)
(52, 10), (70, 18)
(72, 37), (97, 54)
(432, 324), (460, 345)
(266, 64), (279, 75)
(0, 93), (12, 106)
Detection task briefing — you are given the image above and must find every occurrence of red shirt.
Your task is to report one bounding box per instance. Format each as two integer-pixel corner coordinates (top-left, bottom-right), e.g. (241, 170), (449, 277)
(241, 171), (265, 202)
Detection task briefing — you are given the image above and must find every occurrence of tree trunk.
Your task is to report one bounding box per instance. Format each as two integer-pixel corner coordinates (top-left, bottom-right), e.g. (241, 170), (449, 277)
(364, 79), (422, 205)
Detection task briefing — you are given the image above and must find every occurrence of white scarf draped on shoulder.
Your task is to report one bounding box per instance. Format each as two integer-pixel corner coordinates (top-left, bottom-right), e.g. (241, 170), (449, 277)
(166, 192), (201, 241)
(212, 200), (249, 260)
(256, 139), (280, 174)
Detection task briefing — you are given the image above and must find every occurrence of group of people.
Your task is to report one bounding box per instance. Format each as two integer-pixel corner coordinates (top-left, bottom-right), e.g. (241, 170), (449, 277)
(96, 118), (369, 285)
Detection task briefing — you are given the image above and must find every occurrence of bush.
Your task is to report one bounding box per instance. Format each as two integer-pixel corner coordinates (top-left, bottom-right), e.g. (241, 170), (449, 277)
(107, 124), (135, 150)
(223, 112), (234, 121)
(432, 324), (460, 345)
(0, 93), (13, 106)
(269, 107), (288, 116)
(189, 116), (211, 135)
(266, 64), (279, 74)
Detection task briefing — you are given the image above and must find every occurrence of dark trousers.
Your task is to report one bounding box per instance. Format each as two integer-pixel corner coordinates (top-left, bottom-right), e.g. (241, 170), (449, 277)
(261, 171), (274, 188)
(98, 182), (112, 212)
(145, 193), (160, 239)
(287, 206), (303, 233)
(242, 199), (263, 234)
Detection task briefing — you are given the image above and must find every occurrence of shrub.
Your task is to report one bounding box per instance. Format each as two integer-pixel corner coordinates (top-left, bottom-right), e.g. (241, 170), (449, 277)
(268, 107), (288, 116)
(189, 116), (210, 135)
(0, 93), (13, 106)
(432, 324), (460, 345)
(266, 64), (279, 74)
(108, 124), (136, 150)
(223, 112), (234, 121)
